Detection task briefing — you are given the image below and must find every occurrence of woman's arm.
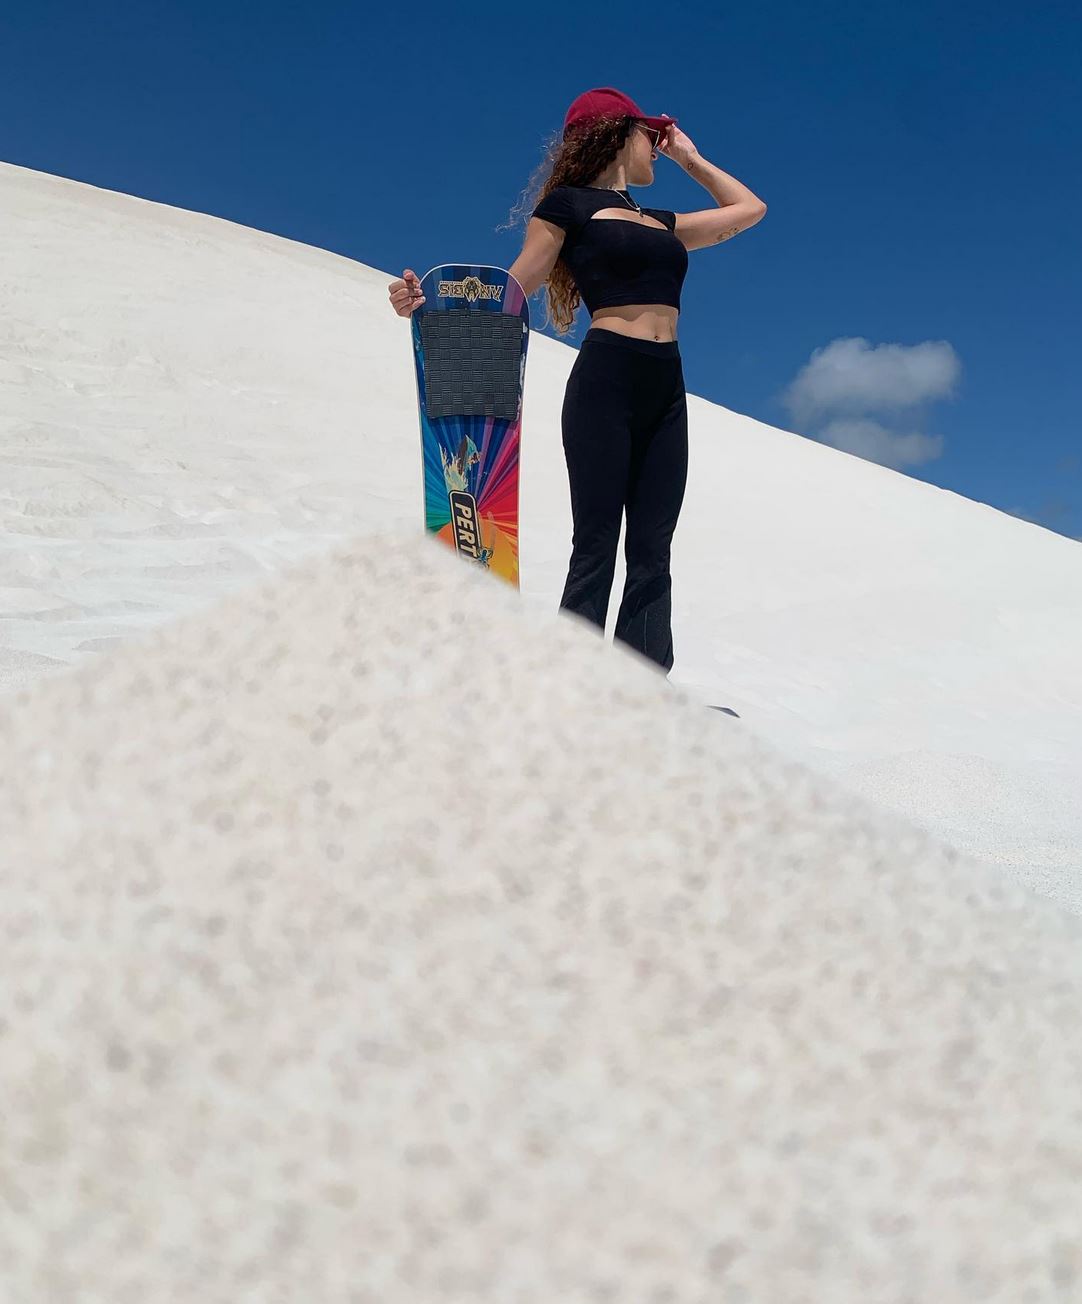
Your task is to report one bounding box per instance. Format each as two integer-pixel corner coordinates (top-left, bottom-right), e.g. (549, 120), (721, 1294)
(663, 125), (767, 252)
(508, 218), (566, 298)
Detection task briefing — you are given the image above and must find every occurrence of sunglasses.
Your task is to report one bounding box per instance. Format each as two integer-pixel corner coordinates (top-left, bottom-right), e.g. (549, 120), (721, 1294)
(637, 122), (667, 149)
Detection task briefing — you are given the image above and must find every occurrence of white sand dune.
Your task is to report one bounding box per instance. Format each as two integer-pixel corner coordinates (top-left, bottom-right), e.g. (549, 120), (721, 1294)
(3, 159), (1082, 1295)
(2, 528), (1082, 1301)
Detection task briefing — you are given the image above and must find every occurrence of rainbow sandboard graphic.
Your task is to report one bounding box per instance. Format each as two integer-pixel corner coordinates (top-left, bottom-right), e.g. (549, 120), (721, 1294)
(409, 264), (529, 589)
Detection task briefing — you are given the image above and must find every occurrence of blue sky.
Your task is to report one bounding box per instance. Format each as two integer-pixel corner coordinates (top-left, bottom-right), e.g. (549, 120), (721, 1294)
(2, 0), (1079, 540)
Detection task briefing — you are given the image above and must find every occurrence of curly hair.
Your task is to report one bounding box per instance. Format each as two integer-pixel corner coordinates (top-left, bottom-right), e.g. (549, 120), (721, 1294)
(499, 114), (637, 336)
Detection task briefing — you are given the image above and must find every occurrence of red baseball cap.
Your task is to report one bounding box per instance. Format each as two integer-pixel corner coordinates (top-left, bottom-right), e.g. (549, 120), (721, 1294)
(562, 86), (676, 141)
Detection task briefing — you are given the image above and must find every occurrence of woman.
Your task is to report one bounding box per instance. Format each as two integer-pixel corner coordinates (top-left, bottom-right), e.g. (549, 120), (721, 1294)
(389, 87), (766, 677)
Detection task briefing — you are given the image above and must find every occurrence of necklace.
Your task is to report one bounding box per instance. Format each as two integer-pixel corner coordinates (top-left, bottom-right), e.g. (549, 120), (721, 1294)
(585, 184), (645, 219)
(606, 187), (644, 220)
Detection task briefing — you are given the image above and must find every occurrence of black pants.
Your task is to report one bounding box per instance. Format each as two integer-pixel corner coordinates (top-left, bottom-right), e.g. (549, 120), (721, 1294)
(559, 326), (689, 675)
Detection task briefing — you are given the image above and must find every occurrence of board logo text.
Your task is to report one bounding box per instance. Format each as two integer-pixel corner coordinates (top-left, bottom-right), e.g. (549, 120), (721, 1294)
(449, 491), (484, 559)
(437, 275), (504, 303)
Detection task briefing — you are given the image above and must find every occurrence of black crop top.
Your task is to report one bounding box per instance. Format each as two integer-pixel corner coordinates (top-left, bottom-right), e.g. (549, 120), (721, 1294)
(530, 185), (688, 315)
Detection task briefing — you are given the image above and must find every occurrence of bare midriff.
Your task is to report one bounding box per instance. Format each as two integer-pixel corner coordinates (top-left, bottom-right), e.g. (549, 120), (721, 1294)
(590, 304), (679, 343)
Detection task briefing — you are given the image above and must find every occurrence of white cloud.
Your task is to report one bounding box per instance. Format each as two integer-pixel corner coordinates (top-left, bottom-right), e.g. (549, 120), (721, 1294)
(816, 418), (944, 470)
(783, 337), (961, 426)
(779, 336), (960, 470)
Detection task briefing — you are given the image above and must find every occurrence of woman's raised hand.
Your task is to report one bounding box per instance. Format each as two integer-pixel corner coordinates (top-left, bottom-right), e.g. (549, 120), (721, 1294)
(388, 268), (426, 317)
